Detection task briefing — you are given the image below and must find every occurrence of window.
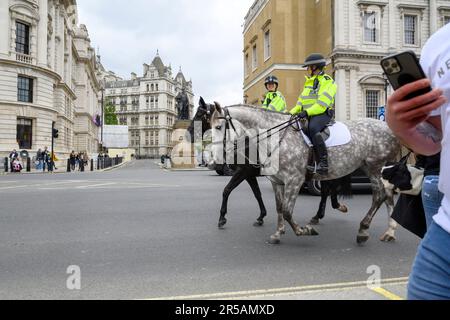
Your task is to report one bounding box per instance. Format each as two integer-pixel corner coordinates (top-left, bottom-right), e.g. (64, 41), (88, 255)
(17, 118), (32, 149)
(363, 12), (378, 43)
(244, 53), (249, 77)
(252, 45), (257, 70)
(365, 90), (380, 119)
(444, 16), (450, 26)
(18, 76), (33, 103)
(15, 21), (30, 55)
(404, 15), (417, 45)
(264, 30), (271, 60)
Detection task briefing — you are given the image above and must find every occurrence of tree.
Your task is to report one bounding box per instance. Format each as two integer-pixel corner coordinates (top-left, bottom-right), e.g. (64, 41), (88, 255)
(104, 103), (118, 125)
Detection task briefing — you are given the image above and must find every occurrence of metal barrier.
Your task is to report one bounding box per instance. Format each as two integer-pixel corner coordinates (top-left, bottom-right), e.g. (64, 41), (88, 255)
(97, 156), (123, 170)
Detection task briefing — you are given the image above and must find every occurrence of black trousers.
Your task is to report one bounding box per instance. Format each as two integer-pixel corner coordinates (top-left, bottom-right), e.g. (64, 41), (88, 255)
(308, 113), (332, 139)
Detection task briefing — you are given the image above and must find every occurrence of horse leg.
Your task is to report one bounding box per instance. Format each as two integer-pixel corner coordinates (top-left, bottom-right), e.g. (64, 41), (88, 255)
(283, 179), (319, 237)
(269, 183), (286, 244)
(218, 167), (247, 229)
(357, 172), (387, 244)
(246, 175), (267, 227)
(379, 188), (398, 242)
(330, 182), (348, 213)
(310, 181), (329, 225)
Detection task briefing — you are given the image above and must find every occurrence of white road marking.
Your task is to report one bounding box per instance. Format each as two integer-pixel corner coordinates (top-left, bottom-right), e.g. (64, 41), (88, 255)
(76, 182), (117, 189)
(144, 277), (409, 300)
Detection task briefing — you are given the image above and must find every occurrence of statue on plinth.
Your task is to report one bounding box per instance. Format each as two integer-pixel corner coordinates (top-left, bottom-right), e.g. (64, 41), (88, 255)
(175, 88), (190, 120)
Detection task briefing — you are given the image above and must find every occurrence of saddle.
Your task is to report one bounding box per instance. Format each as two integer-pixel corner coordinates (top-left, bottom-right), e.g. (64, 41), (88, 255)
(295, 119), (352, 178)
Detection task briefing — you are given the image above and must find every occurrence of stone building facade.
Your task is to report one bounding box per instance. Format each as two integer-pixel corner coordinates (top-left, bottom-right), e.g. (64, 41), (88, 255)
(243, 0), (450, 120)
(0, 0), (102, 162)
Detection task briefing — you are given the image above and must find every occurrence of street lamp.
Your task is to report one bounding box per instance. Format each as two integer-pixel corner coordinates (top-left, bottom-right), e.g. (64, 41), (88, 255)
(383, 72), (389, 106)
(100, 81), (105, 152)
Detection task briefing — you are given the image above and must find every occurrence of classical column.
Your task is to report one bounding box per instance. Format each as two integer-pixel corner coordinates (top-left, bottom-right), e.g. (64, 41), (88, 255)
(388, 0), (396, 51)
(334, 68), (348, 121)
(429, 0), (437, 35)
(334, 0), (345, 47)
(348, 0), (355, 48)
(349, 68), (358, 120)
(37, 0), (48, 67)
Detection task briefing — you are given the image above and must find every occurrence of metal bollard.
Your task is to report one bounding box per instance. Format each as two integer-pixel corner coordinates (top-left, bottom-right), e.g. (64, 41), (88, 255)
(4, 157), (8, 172)
(80, 160), (84, 172)
(26, 157), (31, 172)
(67, 159), (71, 172)
(91, 159), (94, 171)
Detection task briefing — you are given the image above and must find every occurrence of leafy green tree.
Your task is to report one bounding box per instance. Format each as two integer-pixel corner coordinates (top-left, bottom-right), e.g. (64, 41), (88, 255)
(104, 103), (118, 125)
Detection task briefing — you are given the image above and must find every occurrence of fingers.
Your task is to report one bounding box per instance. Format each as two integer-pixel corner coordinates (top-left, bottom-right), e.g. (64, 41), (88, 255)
(401, 88), (444, 111)
(390, 79), (431, 102)
(399, 96), (447, 121)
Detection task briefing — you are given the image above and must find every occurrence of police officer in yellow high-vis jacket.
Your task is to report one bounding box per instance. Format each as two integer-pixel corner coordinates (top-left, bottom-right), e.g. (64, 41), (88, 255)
(290, 53), (337, 175)
(262, 76), (287, 113)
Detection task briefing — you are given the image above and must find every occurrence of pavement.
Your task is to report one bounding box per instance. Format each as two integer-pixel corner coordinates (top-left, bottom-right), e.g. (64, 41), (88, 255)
(0, 160), (420, 300)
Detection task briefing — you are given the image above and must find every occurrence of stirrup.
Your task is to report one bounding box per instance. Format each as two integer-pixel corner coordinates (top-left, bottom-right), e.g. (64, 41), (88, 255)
(307, 162), (328, 175)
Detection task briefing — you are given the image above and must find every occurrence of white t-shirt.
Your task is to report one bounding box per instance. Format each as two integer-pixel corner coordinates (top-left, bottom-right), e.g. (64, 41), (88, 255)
(420, 23), (450, 234)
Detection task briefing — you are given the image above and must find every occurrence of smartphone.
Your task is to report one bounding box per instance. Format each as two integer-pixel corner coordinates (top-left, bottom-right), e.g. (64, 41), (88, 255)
(380, 50), (432, 101)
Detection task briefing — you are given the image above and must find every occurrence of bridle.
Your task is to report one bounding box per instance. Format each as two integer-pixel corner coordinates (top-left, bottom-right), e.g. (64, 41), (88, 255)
(213, 107), (300, 166)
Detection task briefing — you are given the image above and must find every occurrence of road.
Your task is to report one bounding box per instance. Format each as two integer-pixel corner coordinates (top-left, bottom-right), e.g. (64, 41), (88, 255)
(0, 160), (419, 300)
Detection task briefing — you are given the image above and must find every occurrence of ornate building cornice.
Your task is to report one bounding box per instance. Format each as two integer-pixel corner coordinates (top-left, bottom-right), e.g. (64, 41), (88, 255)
(331, 49), (387, 62)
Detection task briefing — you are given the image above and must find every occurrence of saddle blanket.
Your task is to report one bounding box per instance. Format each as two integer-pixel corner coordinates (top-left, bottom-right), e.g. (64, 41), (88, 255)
(301, 121), (351, 148)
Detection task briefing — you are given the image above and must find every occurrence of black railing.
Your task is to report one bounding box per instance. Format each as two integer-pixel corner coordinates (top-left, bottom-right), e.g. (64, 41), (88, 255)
(96, 156), (123, 170)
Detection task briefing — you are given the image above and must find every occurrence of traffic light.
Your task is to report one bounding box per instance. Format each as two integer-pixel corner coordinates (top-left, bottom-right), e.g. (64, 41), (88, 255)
(52, 128), (59, 139)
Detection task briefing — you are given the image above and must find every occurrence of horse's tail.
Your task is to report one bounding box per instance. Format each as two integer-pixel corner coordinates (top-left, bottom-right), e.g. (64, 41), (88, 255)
(333, 174), (353, 199)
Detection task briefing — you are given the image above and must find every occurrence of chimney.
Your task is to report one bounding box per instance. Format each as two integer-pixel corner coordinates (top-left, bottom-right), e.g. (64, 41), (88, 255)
(143, 63), (149, 76)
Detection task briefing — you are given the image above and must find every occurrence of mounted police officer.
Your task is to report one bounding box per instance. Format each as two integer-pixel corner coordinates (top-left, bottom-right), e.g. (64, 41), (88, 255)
(262, 76), (287, 113)
(290, 53), (337, 175)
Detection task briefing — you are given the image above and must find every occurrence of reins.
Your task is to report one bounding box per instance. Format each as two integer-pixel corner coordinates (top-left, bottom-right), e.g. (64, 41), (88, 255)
(213, 107), (299, 166)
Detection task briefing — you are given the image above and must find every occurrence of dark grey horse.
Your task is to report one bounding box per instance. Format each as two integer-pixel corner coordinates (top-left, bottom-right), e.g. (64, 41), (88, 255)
(187, 98), (351, 229)
(210, 104), (400, 245)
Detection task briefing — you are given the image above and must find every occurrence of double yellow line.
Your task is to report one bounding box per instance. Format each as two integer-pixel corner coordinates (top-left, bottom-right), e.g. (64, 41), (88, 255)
(145, 277), (408, 300)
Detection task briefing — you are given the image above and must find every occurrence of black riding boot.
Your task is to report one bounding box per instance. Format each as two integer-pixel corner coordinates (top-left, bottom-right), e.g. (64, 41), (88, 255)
(307, 133), (329, 175)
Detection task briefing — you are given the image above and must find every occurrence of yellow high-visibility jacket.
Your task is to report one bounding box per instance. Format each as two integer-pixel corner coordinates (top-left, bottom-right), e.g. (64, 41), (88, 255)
(290, 72), (337, 117)
(262, 91), (287, 113)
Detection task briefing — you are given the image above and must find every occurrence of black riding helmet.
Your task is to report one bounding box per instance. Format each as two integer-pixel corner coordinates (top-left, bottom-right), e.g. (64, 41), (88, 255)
(265, 75), (279, 90)
(302, 53), (327, 69)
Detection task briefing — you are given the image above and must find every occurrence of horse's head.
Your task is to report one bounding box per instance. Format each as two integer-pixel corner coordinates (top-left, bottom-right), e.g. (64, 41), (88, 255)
(186, 97), (215, 143)
(210, 103), (247, 166)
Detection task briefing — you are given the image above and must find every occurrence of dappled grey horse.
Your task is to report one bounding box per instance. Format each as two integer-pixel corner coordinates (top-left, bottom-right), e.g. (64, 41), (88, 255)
(210, 104), (400, 245)
(187, 98), (350, 229)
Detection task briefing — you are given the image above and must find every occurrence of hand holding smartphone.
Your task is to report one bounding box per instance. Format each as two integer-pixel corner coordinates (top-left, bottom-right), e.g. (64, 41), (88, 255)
(380, 50), (432, 101)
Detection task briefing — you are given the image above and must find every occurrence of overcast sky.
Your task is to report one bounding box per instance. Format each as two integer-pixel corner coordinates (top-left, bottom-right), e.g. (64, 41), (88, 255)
(77, 0), (255, 106)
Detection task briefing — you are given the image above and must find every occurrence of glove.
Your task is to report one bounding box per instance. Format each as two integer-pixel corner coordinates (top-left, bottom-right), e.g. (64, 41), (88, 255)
(298, 111), (308, 119)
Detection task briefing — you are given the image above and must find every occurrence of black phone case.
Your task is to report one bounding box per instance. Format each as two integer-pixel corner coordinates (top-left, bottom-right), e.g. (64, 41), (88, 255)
(380, 51), (432, 100)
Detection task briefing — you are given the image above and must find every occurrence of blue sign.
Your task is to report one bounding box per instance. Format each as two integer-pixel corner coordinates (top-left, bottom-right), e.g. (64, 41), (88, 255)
(378, 105), (386, 121)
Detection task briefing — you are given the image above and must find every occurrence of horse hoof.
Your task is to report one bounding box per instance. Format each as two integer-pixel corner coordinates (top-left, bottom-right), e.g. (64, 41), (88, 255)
(306, 225), (319, 236)
(218, 219), (227, 229)
(253, 220), (264, 227)
(380, 234), (396, 242)
(268, 236), (281, 245)
(357, 235), (369, 244)
(310, 218), (320, 225)
(338, 205), (348, 213)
